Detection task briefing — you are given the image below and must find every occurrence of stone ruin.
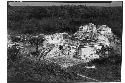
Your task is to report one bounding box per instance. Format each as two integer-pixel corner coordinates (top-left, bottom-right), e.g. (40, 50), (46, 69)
(7, 23), (121, 68)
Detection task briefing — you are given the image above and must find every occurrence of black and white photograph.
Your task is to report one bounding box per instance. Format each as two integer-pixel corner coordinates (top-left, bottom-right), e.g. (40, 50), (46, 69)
(7, 1), (122, 83)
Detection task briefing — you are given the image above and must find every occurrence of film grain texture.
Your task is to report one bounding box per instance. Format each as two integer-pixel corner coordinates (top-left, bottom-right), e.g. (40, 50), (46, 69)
(7, 1), (122, 83)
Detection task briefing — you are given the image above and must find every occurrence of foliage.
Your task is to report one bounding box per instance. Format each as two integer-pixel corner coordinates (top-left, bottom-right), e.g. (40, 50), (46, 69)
(8, 5), (122, 37)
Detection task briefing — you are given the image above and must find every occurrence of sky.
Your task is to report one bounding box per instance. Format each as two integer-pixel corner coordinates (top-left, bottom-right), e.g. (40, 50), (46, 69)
(8, 1), (122, 7)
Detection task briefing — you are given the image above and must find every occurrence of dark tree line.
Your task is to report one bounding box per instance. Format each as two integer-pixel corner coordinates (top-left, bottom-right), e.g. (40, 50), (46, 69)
(8, 5), (122, 37)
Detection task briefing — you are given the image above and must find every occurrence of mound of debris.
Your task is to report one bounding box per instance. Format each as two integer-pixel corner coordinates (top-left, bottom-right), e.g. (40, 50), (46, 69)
(7, 23), (121, 68)
(36, 23), (121, 68)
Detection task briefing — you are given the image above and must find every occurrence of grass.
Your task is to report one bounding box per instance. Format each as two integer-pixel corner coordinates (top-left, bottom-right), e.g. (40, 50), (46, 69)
(8, 47), (121, 82)
(66, 55), (121, 82)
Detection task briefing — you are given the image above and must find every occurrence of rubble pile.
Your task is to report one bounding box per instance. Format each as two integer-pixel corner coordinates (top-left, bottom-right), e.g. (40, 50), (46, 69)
(7, 23), (121, 68)
(37, 33), (79, 60)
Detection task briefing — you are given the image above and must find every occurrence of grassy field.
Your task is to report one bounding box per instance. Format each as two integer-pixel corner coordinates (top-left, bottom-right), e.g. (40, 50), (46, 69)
(7, 45), (121, 82)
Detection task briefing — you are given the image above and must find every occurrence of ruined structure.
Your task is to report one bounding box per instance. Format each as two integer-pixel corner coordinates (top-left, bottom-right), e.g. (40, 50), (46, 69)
(7, 23), (121, 68)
